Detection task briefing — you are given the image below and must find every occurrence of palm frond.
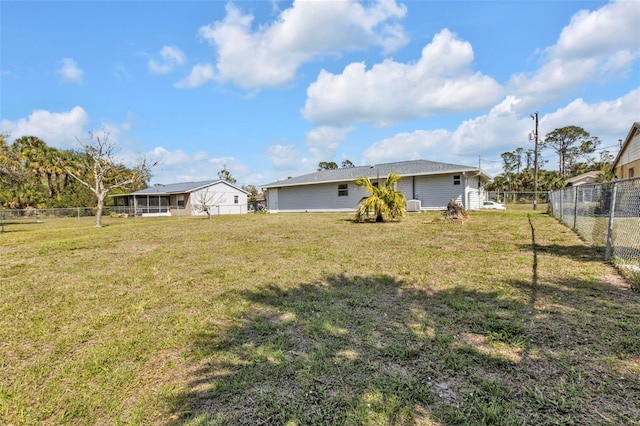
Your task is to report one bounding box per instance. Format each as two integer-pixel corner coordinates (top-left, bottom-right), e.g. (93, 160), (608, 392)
(354, 172), (407, 222)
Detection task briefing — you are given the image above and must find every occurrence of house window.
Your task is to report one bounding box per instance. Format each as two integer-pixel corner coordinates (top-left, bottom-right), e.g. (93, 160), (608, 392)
(453, 175), (461, 185)
(177, 195), (185, 208)
(338, 184), (348, 196)
(234, 195), (239, 204)
(630, 167), (635, 178)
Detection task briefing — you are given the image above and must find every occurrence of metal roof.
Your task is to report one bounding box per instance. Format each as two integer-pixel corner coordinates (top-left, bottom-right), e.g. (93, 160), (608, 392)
(116, 179), (250, 196)
(261, 160), (491, 188)
(132, 180), (219, 195)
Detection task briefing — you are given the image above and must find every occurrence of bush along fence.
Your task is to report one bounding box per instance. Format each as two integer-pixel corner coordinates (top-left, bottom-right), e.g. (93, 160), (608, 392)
(548, 177), (640, 282)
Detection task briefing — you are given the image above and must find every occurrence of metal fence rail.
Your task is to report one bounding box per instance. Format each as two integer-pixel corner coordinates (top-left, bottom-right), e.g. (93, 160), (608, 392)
(549, 177), (640, 270)
(485, 191), (549, 204)
(0, 204), (251, 232)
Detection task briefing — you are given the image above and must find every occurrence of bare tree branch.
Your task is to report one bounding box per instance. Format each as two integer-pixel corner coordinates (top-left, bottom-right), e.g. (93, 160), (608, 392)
(65, 129), (156, 227)
(193, 189), (226, 218)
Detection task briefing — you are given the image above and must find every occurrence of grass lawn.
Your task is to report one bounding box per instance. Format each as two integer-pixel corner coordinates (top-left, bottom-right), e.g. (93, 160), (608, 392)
(1, 209), (639, 425)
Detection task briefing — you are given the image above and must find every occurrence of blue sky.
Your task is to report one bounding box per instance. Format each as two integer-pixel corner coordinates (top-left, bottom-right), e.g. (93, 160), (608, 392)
(2, 0), (639, 187)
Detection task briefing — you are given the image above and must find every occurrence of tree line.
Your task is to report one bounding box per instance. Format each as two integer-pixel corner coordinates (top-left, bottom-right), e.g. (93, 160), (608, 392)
(486, 125), (614, 193)
(0, 132), (153, 226)
(2, 124), (612, 215)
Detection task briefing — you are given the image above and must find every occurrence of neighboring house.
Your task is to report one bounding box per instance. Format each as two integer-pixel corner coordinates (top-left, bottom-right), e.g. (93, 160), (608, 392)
(613, 121), (640, 179)
(564, 171), (601, 203)
(261, 160), (491, 213)
(565, 171), (600, 187)
(112, 180), (250, 216)
(249, 193), (267, 212)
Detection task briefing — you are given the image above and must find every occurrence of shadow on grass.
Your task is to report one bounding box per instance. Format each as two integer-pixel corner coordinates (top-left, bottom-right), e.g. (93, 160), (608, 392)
(0, 220), (47, 233)
(170, 268), (640, 425)
(517, 242), (604, 262)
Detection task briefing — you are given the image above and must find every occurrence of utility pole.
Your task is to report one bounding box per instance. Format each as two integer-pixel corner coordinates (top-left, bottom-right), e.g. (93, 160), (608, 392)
(530, 112), (539, 210)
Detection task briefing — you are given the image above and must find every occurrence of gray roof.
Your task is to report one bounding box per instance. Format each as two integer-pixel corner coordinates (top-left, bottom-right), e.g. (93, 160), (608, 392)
(121, 179), (249, 196)
(261, 160), (491, 188)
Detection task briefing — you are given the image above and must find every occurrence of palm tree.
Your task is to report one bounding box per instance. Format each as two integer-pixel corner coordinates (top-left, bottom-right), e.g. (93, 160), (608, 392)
(354, 173), (406, 222)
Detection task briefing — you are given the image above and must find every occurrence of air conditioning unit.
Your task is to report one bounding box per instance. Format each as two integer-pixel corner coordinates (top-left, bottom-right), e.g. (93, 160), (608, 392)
(406, 199), (421, 212)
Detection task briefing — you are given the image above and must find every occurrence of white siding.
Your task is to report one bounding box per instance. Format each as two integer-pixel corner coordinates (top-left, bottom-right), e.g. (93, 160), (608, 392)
(631, 132), (640, 162)
(468, 189), (480, 210)
(267, 188), (278, 211)
(413, 174), (464, 210)
(397, 178), (414, 200)
(190, 182), (248, 215)
(466, 175), (483, 210)
(622, 132), (640, 163)
(266, 173), (482, 212)
(271, 182), (370, 212)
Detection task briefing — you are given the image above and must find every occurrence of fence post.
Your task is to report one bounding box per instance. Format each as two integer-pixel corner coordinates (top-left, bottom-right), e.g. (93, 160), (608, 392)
(573, 187), (578, 230)
(559, 189), (563, 222)
(604, 182), (618, 261)
(1, 210), (4, 233)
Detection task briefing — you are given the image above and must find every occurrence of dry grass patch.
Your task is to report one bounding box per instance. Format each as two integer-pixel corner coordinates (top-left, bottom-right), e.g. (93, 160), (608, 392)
(1, 210), (638, 425)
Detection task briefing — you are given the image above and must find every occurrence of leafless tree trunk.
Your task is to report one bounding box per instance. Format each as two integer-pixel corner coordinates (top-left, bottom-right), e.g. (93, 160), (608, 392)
(194, 190), (226, 219)
(66, 130), (155, 227)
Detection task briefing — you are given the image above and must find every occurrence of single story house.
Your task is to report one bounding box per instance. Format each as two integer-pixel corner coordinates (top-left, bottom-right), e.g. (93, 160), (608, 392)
(249, 193), (267, 212)
(261, 159), (491, 213)
(112, 180), (250, 216)
(565, 171), (600, 187)
(613, 121), (640, 179)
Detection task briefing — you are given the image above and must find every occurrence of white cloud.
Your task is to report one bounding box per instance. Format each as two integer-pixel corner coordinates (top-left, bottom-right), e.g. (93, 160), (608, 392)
(261, 142), (318, 182)
(305, 125), (353, 161)
(302, 29), (503, 126)
(360, 87), (639, 178)
(539, 87), (640, 143)
(508, 1), (640, 109)
(359, 96), (530, 176)
(192, 0), (408, 89)
(174, 63), (215, 89)
(113, 62), (131, 81)
(146, 147), (212, 183)
(1, 106), (89, 148)
(358, 96), (527, 168)
(448, 97), (531, 156)
(57, 58), (84, 84)
(1, 69), (19, 79)
(361, 129), (452, 165)
(265, 143), (304, 168)
(145, 148), (263, 186)
(150, 147), (193, 166)
(148, 46), (186, 74)
(259, 126), (354, 182)
(553, 1), (640, 60)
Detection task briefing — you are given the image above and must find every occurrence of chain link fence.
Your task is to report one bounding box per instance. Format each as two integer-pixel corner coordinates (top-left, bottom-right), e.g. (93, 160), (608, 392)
(549, 177), (640, 282)
(0, 204), (250, 232)
(486, 190), (549, 204)
(0, 207), (94, 229)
